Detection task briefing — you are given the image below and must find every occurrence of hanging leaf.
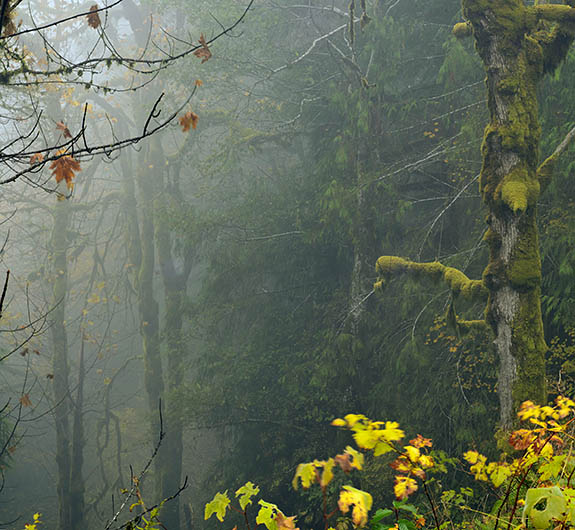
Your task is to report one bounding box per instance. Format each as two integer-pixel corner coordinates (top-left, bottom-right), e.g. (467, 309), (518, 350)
(56, 121), (72, 139)
(87, 5), (101, 29)
(50, 150), (81, 191)
(19, 394), (32, 407)
(179, 111), (199, 132)
(29, 153), (44, 165)
(193, 34), (212, 63)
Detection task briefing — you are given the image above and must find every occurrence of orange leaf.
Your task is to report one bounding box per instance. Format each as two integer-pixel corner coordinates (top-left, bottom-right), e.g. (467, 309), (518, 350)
(87, 5), (101, 29)
(179, 111), (199, 132)
(50, 151), (81, 191)
(276, 513), (299, 530)
(409, 435), (432, 449)
(195, 79), (203, 87)
(29, 153), (44, 165)
(193, 34), (212, 64)
(19, 394), (32, 407)
(56, 121), (72, 139)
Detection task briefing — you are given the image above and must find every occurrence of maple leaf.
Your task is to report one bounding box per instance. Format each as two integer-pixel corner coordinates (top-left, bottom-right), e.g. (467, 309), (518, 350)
(409, 434), (432, 448)
(276, 513), (299, 530)
(256, 500), (280, 530)
(193, 33), (212, 63)
(179, 111), (199, 132)
(50, 151), (81, 191)
(292, 462), (317, 490)
(19, 393), (32, 407)
(29, 153), (44, 165)
(56, 121), (72, 139)
(235, 482), (260, 511)
(393, 476), (418, 500)
(204, 491), (230, 522)
(335, 446), (364, 473)
(338, 486), (373, 528)
(509, 429), (537, 450)
(87, 5), (101, 29)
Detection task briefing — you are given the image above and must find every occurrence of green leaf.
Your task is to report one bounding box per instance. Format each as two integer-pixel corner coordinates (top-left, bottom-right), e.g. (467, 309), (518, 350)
(538, 455), (566, 482)
(205, 491), (231, 522)
(256, 500), (279, 530)
(398, 519), (416, 530)
(293, 462), (316, 489)
(236, 482), (260, 511)
(371, 509), (393, 523)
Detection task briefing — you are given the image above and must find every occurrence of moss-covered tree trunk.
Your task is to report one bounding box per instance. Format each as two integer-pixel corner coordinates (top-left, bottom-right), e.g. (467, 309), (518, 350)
(377, 0), (575, 428)
(464, 0), (575, 428)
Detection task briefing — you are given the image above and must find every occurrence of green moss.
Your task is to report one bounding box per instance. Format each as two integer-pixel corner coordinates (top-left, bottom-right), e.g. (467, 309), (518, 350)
(452, 21), (472, 39)
(375, 256), (486, 300)
(497, 167), (540, 213)
(508, 217), (541, 290)
(511, 289), (547, 408)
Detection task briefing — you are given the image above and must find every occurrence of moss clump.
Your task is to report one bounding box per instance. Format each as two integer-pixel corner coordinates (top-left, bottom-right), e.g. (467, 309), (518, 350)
(452, 21), (472, 39)
(498, 167), (540, 213)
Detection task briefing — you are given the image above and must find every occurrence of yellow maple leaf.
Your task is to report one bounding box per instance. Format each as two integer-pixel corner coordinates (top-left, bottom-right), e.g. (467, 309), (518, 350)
(394, 476), (418, 500)
(338, 486), (373, 528)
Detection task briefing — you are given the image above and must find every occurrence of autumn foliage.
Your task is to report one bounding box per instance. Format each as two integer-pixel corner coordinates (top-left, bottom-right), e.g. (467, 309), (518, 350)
(50, 150), (81, 192)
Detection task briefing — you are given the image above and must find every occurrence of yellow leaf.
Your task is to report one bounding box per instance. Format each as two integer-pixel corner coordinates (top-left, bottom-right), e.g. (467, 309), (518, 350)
(338, 486), (373, 528)
(394, 476), (418, 500)
(292, 462), (316, 490)
(320, 459), (335, 487)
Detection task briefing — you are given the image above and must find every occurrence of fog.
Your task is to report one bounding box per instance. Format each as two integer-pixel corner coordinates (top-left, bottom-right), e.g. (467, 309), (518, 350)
(0, 0), (572, 529)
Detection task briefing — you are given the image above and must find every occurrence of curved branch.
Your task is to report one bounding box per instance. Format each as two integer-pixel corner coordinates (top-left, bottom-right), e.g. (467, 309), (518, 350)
(537, 124), (575, 193)
(375, 256), (487, 301)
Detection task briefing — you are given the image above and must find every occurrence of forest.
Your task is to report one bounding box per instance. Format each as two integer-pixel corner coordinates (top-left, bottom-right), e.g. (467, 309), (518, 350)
(1, 0), (575, 529)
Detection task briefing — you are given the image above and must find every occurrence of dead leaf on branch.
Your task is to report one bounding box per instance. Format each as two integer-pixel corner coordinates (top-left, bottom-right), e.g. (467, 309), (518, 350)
(87, 5), (101, 29)
(29, 153), (44, 165)
(193, 34), (212, 64)
(19, 394), (32, 407)
(179, 111), (199, 132)
(56, 121), (72, 139)
(50, 150), (81, 192)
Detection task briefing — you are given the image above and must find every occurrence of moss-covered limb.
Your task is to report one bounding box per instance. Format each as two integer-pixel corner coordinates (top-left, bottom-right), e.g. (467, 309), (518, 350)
(375, 256), (487, 300)
(457, 318), (488, 333)
(531, 4), (575, 27)
(537, 125), (575, 193)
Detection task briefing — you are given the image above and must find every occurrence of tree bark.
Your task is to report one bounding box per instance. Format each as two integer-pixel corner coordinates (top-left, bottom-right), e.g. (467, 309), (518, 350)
(463, 0), (574, 428)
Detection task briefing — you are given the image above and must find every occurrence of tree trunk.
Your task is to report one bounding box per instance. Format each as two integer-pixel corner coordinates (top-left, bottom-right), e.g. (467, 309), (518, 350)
(50, 200), (72, 530)
(463, 0), (574, 428)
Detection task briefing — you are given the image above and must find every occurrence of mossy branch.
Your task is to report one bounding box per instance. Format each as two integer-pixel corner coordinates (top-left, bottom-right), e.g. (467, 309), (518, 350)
(532, 4), (575, 27)
(375, 256), (487, 301)
(446, 298), (487, 337)
(537, 124), (575, 193)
